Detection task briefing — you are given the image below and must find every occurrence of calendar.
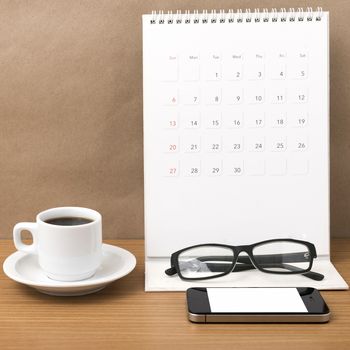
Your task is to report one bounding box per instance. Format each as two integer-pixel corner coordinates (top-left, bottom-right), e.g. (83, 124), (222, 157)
(143, 8), (348, 291)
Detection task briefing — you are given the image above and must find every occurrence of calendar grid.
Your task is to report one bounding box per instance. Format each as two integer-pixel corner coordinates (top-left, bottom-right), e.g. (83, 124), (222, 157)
(143, 9), (329, 258)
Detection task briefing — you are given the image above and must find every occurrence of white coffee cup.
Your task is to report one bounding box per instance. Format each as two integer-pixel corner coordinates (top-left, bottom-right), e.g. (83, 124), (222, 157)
(13, 207), (102, 282)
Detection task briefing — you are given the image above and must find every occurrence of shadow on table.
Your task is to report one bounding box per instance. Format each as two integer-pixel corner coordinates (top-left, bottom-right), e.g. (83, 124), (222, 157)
(15, 269), (142, 304)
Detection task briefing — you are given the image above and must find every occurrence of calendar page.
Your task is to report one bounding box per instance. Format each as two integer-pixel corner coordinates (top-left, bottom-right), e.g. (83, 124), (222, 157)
(143, 9), (330, 259)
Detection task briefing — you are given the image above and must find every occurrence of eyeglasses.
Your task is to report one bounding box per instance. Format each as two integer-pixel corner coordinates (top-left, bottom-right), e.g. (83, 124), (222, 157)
(165, 239), (324, 281)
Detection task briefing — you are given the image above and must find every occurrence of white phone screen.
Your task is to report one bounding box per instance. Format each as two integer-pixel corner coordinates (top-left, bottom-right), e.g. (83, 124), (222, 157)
(207, 288), (308, 313)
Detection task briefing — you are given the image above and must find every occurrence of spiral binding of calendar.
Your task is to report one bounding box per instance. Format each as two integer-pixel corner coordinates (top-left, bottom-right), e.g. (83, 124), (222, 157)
(150, 7), (323, 24)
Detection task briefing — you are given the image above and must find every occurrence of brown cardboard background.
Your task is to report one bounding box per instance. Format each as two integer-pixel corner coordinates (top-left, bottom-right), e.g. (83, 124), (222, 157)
(0, 0), (349, 239)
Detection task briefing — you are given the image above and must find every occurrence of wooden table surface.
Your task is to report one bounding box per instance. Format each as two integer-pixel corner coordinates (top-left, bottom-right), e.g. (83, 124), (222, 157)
(0, 239), (349, 350)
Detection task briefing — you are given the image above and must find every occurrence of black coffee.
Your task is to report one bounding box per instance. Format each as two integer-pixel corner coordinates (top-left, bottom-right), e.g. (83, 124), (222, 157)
(45, 217), (93, 226)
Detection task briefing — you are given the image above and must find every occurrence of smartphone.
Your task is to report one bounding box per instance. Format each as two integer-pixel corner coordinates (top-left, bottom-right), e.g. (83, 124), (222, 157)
(187, 287), (330, 323)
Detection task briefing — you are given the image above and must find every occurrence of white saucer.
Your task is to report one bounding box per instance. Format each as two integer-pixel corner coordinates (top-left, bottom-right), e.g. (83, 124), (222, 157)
(3, 244), (137, 296)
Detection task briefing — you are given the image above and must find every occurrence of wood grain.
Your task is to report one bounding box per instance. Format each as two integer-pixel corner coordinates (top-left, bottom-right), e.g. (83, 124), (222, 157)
(0, 239), (349, 350)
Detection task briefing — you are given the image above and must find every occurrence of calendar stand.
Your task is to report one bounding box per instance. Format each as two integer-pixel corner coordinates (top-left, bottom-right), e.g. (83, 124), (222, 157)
(143, 9), (348, 291)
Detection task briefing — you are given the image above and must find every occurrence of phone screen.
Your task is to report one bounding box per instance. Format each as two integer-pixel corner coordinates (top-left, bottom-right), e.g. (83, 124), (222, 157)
(207, 288), (308, 313)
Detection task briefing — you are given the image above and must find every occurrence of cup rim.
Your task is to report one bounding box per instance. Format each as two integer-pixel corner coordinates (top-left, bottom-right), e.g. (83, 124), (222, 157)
(37, 207), (101, 228)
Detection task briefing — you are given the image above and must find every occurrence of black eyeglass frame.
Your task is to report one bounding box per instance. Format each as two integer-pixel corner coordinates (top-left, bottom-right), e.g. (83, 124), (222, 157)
(166, 238), (320, 281)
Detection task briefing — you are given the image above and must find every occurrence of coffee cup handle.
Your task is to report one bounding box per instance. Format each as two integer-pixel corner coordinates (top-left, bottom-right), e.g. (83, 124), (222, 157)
(13, 222), (38, 254)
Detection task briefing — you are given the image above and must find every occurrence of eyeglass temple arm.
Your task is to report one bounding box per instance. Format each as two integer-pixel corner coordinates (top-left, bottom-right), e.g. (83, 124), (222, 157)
(165, 261), (323, 281)
(232, 262), (324, 281)
(196, 254), (324, 281)
(199, 261), (323, 281)
(196, 252), (313, 265)
(165, 266), (178, 276)
(206, 253), (324, 280)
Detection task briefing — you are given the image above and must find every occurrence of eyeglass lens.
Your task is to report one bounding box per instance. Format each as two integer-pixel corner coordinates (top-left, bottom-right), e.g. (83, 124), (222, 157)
(252, 241), (312, 273)
(178, 246), (234, 279)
